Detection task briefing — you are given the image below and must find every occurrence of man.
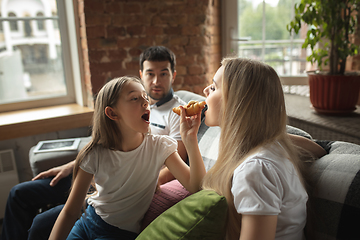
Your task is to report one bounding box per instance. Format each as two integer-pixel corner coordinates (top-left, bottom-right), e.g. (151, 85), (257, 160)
(0, 46), (187, 240)
(139, 46), (187, 184)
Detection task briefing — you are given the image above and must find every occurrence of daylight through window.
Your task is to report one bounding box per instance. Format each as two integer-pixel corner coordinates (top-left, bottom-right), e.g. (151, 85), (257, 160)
(0, 0), (76, 111)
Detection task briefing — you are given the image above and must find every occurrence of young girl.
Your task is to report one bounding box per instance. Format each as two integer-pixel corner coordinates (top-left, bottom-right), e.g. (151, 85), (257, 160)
(201, 57), (312, 240)
(49, 76), (205, 240)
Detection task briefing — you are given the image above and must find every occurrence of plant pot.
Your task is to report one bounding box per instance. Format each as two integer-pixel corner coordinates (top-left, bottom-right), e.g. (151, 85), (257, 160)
(308, 73), (360, 114)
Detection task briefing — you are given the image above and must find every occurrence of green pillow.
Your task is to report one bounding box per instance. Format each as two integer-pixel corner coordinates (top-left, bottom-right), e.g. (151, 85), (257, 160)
(136, 190), (228, 240)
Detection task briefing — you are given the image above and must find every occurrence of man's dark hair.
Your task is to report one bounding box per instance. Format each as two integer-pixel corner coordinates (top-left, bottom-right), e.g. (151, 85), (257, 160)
(139, 46), (176, 73)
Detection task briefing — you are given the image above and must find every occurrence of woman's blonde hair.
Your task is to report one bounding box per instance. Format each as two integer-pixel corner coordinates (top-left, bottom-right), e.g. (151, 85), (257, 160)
(73, 76), (144, 180)
(202, 57), (306, 239)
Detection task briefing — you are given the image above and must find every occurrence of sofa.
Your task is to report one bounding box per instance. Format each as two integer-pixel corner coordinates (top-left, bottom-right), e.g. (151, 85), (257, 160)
(29, 90), (360, 240)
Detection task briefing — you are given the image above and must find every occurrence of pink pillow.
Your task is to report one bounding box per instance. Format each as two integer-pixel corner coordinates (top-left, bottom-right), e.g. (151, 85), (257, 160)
(141, 180), (192, 230)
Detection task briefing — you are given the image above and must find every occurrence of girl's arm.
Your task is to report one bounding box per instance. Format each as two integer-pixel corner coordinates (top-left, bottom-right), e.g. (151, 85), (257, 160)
(165, 107), (206, 193)
(157, 140), (188, 186)
(49, 169), (93, 240)
(239, 214), (277, 240)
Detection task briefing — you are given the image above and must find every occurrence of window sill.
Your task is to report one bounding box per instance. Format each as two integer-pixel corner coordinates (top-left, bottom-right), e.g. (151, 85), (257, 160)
(285, 94), (360, 145)
(0, 104), (94, 141)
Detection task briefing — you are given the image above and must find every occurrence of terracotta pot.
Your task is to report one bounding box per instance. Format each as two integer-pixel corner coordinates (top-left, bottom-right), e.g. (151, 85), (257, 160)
(308, 73), (360, 114)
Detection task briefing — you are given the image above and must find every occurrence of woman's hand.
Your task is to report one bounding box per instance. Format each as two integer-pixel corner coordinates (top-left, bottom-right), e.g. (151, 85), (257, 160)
(32, 160), (75, 187)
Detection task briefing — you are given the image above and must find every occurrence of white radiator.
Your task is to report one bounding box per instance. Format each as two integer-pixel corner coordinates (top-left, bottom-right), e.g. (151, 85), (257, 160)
(0, 149), (19, 219)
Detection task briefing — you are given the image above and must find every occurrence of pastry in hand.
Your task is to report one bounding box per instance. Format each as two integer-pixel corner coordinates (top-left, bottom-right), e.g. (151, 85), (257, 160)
(172, 100), (206, 116)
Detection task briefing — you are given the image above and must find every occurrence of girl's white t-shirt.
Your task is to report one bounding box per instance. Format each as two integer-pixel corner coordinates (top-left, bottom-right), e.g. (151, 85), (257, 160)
(231, 142), (308, 240)
(80, 134), (177, 233)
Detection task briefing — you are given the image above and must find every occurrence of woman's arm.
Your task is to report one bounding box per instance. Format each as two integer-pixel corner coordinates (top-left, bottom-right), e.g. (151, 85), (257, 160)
(49, 169), (93, 240)
(239, 214), (277, 240)
(288, 134), (327, 158)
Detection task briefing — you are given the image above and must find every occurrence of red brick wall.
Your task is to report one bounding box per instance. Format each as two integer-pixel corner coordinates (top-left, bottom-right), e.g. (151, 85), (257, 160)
(77, 0), (222, 107)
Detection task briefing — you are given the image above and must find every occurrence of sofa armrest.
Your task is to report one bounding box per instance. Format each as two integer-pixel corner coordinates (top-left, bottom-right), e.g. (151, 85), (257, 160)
(306, 140), (360, 240)
(29, 137), (91, 177)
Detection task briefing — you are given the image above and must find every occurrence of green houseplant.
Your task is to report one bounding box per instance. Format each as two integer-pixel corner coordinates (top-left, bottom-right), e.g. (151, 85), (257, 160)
(287, 0), (360, 114)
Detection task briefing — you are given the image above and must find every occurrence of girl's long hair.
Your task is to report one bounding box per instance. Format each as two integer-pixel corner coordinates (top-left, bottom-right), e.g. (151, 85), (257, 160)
(202, 58), (307, 239)
(72, 76), (144, 181)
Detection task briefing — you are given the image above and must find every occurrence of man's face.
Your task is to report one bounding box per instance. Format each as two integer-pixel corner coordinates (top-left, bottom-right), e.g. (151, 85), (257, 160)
(139, 60), (176, 105)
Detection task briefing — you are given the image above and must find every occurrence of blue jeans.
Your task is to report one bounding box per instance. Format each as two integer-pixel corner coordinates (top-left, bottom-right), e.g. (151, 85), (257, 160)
(0, 175), (72, 240)
(67, 205), (138, 240)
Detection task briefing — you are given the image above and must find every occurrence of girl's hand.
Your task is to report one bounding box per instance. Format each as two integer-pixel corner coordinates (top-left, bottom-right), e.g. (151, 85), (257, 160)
(167, 106), (205, 194)
(179, 106), (201, 147)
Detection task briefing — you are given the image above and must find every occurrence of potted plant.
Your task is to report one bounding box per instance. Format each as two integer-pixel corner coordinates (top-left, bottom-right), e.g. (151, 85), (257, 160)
(287, 0), (360, 114)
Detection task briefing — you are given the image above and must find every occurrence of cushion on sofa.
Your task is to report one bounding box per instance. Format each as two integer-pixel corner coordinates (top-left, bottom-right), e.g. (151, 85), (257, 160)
(306, 141), (360, 240)
(141, 180), (192, 230)
(286, 125), (313, 139)
(175, 90), (205, 104)
(136, 190), (228, 240)
(197, 121), (220, 172)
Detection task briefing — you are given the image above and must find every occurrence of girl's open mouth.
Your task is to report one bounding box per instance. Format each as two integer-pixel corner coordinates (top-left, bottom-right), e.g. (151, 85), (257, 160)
(142, 111), (150, 123)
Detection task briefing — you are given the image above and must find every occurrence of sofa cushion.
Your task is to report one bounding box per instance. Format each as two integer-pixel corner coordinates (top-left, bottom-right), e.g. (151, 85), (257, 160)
(175, 90), (205, 104)
(140, 180), (192, 231)
(136, 190), (228, 240)
(306, 141), (360, 240)
(286, 125), (313, 139)
(197, 121), (220, 172)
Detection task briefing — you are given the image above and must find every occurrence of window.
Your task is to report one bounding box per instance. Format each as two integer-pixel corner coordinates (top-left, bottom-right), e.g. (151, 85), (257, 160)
(0, 0), (83, 112)
(8, 12), (18, 31)
(36, 12), (45, 31)
(52, 11), (58, 29)
(222, 0), (314, 86)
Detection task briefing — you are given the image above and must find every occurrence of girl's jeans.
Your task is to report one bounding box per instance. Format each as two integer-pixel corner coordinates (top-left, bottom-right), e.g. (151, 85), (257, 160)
(67, 205), (138, 240)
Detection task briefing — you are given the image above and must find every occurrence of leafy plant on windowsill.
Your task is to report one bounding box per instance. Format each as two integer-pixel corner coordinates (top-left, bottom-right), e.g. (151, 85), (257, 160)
(287, 0), (360, 75)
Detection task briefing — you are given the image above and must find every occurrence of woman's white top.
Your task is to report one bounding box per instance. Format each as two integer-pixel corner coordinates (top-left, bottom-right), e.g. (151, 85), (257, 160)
(80, 134), (177, 233)
(231, 142), (308, 240)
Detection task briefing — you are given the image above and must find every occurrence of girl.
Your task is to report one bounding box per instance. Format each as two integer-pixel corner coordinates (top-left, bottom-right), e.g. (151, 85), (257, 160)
(201, 57), (312, 240)
(49, 76), (205, 240)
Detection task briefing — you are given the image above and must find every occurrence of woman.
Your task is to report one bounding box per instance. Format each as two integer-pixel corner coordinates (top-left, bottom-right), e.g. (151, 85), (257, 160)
(201, 57), (311, 240)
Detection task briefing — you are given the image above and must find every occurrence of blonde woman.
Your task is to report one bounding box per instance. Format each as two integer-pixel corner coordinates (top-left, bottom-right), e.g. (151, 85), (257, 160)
(49, 76), (205, 240)
(201, 58), (318, 240)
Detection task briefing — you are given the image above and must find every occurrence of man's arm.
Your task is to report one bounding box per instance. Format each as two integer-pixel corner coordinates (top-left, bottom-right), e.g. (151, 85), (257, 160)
(32, 160), (75, 187)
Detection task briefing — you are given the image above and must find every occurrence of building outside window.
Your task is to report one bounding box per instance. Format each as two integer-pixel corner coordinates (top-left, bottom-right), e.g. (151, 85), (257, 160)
(36, 12), (45, 31)
(7, 12), (17, 31)
(0, 0), (82, 112)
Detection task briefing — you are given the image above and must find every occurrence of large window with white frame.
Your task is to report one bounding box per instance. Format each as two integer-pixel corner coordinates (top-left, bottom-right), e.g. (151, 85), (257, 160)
(222, 0), (315, 88)
(0, 0), (83, 112)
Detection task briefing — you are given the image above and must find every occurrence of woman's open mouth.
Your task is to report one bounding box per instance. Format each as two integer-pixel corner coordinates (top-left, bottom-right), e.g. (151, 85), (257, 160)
(202, 104), (208, 114)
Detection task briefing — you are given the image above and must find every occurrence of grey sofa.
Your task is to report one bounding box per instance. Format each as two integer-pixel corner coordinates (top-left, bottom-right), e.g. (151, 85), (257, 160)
(29, 90), (360, 240)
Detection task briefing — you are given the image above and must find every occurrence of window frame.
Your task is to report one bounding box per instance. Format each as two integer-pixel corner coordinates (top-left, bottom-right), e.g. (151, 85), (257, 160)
(0, 0), (85, 113)
(221, 0), (308, 85)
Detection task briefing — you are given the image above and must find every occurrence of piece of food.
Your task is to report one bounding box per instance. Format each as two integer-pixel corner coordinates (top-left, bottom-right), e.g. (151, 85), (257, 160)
(172, 100), (206, 116)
